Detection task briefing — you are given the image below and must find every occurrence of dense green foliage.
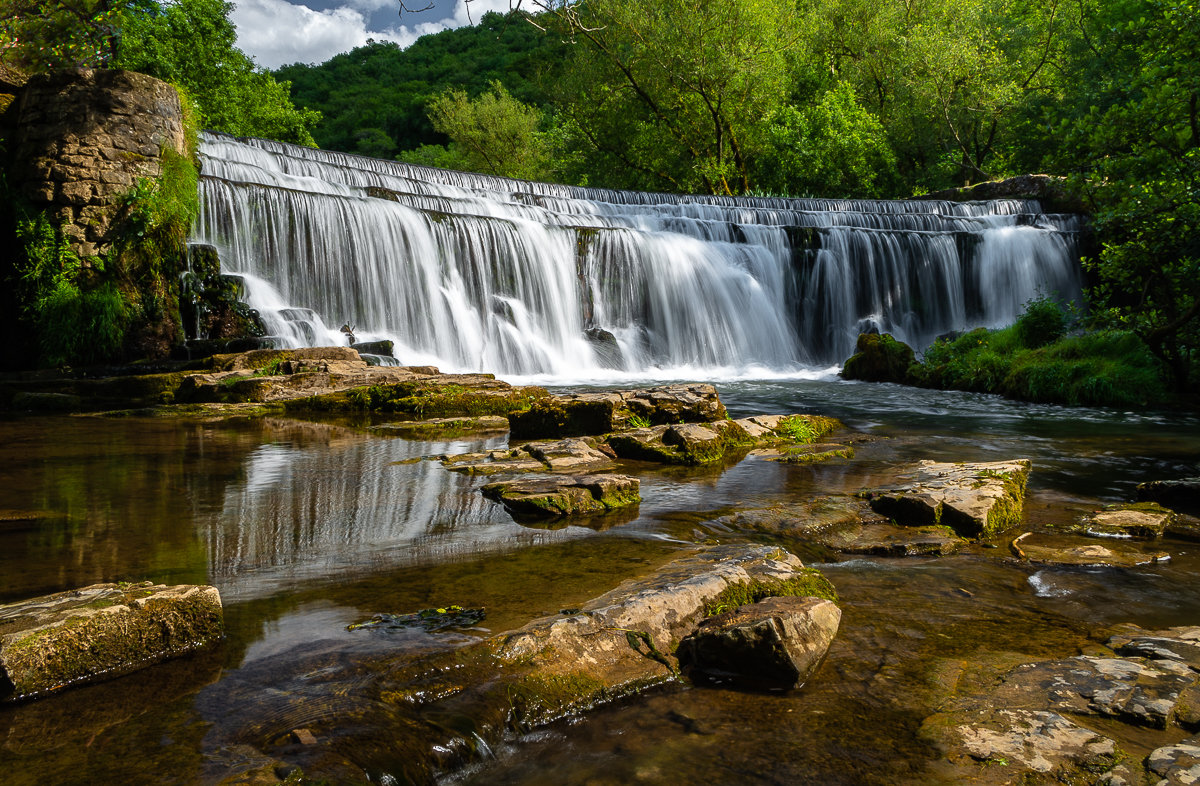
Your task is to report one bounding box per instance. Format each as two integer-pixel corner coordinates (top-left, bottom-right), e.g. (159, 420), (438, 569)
(276, 11), (563, 156)
(398, 81), (552, 179)
(911, 301), (1173, 408)
(0, 0), (319, 145)
(114, 0), (320, 145)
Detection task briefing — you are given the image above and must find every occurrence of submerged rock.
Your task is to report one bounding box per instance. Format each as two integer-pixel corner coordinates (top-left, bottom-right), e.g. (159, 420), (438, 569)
(1138, 477), (1200, 516)
(0, 582), (223, 701)
(840, 332), (916, 384)
(707, 496), (965, 557)
(371, 415), (510, 439)
(1011, 533), (1170, 568)
(841, 523), (965, 557)
(707, 497), (869, 546)
(482, 474), (640, 518)
(677, 596), (841, 688)
(865, 459), (1031, 537)
(1073, 502), (1176, 539)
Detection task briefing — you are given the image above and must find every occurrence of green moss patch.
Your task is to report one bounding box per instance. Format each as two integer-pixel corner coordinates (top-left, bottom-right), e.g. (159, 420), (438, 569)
(704, 570), (838, 617)
(290, 381), (548, 417)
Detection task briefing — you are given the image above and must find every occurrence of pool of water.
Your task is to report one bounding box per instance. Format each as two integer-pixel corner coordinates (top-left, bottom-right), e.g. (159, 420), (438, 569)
(0, 380), (1197, 785)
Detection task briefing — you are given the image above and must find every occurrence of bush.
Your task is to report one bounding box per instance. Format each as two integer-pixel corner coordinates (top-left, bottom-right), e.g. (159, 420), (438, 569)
(1014, 296), (1068, 349)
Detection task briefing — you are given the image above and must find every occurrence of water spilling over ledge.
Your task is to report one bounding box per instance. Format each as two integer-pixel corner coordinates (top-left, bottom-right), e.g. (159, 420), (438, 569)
(194, 133), (1083, 380)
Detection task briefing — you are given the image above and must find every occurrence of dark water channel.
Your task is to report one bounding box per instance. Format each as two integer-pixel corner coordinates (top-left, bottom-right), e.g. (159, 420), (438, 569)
(1, 379), (1198, 785)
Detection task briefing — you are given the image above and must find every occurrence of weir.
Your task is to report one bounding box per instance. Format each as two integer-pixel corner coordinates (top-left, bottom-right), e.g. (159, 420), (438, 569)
(193, 132), (1083, 379)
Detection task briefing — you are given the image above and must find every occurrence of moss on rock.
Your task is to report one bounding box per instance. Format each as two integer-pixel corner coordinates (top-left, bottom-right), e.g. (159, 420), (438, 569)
(841, 333), (918, 383)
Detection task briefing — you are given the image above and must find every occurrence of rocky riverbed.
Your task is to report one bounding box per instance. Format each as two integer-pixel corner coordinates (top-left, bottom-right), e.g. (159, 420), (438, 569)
(0, 348), (1198, 784)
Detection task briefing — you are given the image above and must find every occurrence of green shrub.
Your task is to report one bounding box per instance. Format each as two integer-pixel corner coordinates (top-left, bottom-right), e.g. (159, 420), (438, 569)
(1014, 296), (1068, 349)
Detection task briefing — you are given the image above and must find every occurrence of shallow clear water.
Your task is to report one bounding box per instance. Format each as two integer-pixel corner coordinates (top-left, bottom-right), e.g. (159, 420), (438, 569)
(0, 380), (1197, 785)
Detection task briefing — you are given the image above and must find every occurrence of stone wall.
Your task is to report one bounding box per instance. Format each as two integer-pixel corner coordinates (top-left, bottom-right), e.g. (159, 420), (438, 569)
(6, 68), (186, 257)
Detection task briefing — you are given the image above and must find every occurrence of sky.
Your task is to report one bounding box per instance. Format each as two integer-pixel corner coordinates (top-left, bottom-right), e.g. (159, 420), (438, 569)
(230, 0), (515, 69)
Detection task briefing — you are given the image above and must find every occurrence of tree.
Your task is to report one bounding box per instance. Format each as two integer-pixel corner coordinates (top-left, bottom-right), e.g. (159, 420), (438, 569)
(115, 0), (320, 146)
(403, 81), (552, 180)
(546, 0), (800, 194)
(753, 82), (897, 197)
(1053, 0), (1200, 388)
(0, 0), (129, 70)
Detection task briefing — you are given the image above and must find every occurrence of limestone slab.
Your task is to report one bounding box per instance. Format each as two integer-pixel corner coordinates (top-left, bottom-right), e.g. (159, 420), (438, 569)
(0, 582), (223, 701)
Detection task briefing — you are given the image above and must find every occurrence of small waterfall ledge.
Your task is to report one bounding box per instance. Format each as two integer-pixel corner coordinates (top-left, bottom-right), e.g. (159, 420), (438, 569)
(193, 132), (1083, 381)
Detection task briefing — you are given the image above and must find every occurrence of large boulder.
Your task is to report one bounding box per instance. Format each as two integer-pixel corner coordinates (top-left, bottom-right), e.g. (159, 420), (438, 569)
(840, 332), (916, 384)
(0, 582), (223, 701)
(482, 474), (640, 518)
(488, 545), (834, 723)
(865, 459), (1031, 537)
(676, 596), (841, 688)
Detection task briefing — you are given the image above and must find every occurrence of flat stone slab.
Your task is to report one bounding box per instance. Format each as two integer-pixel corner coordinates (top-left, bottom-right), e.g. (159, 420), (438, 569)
(1072, 503), (1176, 539)
(1148, 738), (1200, 784)
(482, 474), (640, 518)
(1012, 534), (1170, 567)
(677, 596), (841, 688)
(840, 523), (965, 557)
(442, 438), (615, 474)
(992, 656), (1197, 729)
(865, 459), (1031, 537)
(1138, 477), (1200, 516)
(0, 582), (223, 701)
(944, 709), (1127, 780)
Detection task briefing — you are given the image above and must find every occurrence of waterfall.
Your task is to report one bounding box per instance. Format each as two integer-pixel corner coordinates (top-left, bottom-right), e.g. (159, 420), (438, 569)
(193, 132), (1083, 380)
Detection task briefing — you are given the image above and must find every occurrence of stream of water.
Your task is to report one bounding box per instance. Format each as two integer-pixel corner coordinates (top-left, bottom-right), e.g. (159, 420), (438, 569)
(1, 380), (1196, 785)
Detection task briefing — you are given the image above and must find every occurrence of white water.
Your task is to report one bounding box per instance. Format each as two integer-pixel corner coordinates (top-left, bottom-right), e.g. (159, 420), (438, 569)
(193, 132), (1083, 381)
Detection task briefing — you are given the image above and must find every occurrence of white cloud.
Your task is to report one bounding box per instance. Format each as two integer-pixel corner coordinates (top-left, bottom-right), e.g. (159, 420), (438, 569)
(231, 0), (520, 69)
(231, 0), (414, 68)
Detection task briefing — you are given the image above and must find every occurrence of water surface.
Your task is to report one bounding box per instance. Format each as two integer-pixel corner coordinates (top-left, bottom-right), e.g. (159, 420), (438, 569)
(1, 380), (1197, 784)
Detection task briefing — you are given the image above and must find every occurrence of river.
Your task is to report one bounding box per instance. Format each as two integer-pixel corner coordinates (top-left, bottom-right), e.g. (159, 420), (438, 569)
(1, 378), (1197, 784)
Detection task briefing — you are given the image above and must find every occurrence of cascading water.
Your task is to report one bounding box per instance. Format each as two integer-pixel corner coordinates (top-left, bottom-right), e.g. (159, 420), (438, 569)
(193, 132), (1083, 380)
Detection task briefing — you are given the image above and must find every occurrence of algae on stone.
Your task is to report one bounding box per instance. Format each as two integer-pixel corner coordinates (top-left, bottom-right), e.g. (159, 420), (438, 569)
(0, 582), (224, 701)
(482, 474), (640, 518)
(866, 459), (1031, 537)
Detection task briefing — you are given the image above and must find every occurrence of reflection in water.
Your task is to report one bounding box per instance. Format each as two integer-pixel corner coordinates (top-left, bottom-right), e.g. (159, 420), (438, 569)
(201, 422), (594, 601)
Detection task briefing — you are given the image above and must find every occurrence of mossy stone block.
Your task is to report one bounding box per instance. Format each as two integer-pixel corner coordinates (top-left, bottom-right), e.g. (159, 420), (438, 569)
(0, 582), (224, 701)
